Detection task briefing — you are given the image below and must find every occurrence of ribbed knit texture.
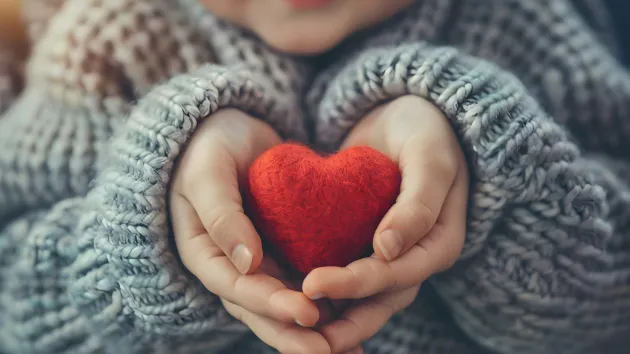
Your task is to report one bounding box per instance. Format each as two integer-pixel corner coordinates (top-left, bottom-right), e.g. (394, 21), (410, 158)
(1, 0), (629, 353)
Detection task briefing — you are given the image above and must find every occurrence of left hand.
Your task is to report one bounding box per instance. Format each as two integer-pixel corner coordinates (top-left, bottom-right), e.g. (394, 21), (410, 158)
(302, 96), (470, 352)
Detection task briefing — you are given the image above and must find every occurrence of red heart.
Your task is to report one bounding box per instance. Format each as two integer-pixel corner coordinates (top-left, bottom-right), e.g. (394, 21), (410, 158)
(245, 143), (401, 275)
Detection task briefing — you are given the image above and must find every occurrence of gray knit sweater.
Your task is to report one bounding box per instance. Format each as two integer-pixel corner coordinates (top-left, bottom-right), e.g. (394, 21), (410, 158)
(1, 0), (629, 353)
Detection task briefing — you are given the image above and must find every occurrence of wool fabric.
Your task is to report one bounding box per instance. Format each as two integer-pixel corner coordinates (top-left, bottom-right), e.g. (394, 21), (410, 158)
(1, 0), (630, 353)
(246, 143), (401, 274)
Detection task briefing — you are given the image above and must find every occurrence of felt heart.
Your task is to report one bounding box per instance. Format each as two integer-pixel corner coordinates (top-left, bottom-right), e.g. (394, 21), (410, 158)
(245, 143), (401, 275)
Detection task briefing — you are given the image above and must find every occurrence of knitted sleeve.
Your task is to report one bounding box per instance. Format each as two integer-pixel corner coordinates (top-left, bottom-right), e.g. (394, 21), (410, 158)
(448, 0), (630, 157)
(0, 64), (308, 353)
(0, 0), (309, 225)
(0, 0), (308, 352)
(0, 0), (217, 223)
(306, 41), (630, 353)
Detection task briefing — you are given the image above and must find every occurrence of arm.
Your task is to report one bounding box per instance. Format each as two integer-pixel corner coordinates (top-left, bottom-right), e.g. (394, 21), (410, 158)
(0, 0), (310, 224)
(0, 1), (309, 351)
(74, 65), (308, 352)
(0, 0), (219, 222)
(0, 63), (307, 354)
(447, 0), (630, 157)
(306, 41), (630, 353)
(0, 200), (245, 354)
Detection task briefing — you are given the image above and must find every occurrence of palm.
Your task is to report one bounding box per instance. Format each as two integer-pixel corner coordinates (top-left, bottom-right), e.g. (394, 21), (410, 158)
(170, 109), (335, 353)
(300, 96), (469, 353)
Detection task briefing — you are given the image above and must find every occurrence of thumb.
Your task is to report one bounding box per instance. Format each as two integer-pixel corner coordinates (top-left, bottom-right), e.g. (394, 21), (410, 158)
(175, 141), (264, 275)
(371, 100), (461, 261)
(373, 138), (460, 261)
(173, 110), (281, 274)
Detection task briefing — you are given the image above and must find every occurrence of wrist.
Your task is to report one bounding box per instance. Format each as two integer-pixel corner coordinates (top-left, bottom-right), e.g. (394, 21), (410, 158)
(342, 95), (449, 151)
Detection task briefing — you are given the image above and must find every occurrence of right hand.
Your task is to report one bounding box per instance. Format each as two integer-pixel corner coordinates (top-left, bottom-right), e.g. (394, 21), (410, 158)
(169, 109), (331, 353)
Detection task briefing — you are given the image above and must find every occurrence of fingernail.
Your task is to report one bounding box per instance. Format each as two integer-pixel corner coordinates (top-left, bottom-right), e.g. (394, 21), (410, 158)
(232, 244), (253, 274)
(378, 230), (403, 261)
(296, 320), (307, 327)
(309, 293), (325, 300)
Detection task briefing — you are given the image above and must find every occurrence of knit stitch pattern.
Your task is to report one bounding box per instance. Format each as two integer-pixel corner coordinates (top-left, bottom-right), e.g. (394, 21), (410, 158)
(1, 0), (630, 353)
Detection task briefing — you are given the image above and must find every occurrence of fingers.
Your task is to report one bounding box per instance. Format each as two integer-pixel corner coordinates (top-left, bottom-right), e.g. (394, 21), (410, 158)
(222, 299), (332, 354)
(304, 222), (463, 300)
(200, 255), (319, 326)
(171, 194), (319, 326)
(341, 96), (463, 262)
(315, 298), (351, 327)
(319, 287), (419, 353)
(302, 170), (467, 299)
(303, 257), (394, 300)
(172, 109), (282, 276)
(176, 139), (263, 274)
(419, 164), (468, 273)
(372, 125), (460, 262)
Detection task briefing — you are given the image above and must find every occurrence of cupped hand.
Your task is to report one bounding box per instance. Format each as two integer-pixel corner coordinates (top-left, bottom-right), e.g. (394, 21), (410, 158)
(303, 96), (470, 352)
(169, 109), (331, 353)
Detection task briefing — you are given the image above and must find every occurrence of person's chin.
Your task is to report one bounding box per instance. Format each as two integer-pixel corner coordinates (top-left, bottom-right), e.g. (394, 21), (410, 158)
(254, 24), (348, 56)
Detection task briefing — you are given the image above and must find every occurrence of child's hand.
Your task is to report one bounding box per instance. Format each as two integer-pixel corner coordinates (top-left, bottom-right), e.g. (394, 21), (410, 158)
(169, 109), (330, 353)
(303, 96), (470, 352)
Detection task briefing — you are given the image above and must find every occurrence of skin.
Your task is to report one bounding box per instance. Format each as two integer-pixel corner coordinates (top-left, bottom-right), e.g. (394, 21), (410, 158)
(4, 0), (466, 352)
(171, 98), (469, 353)
(302, 96), (469, 352)
(171, 1), (470, 353)
(170, 110), (329, 353)
(197, 0), (415, 55)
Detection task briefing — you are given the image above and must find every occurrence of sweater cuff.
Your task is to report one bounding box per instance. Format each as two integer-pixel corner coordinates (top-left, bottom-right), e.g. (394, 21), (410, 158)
(307, 42), (607, 260)
(70, 65), (300, 351)
(0, 199), (101, 354)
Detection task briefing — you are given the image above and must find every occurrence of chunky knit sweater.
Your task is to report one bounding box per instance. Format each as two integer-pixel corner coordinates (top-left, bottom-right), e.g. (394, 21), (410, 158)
(1, 0), (630, 353)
